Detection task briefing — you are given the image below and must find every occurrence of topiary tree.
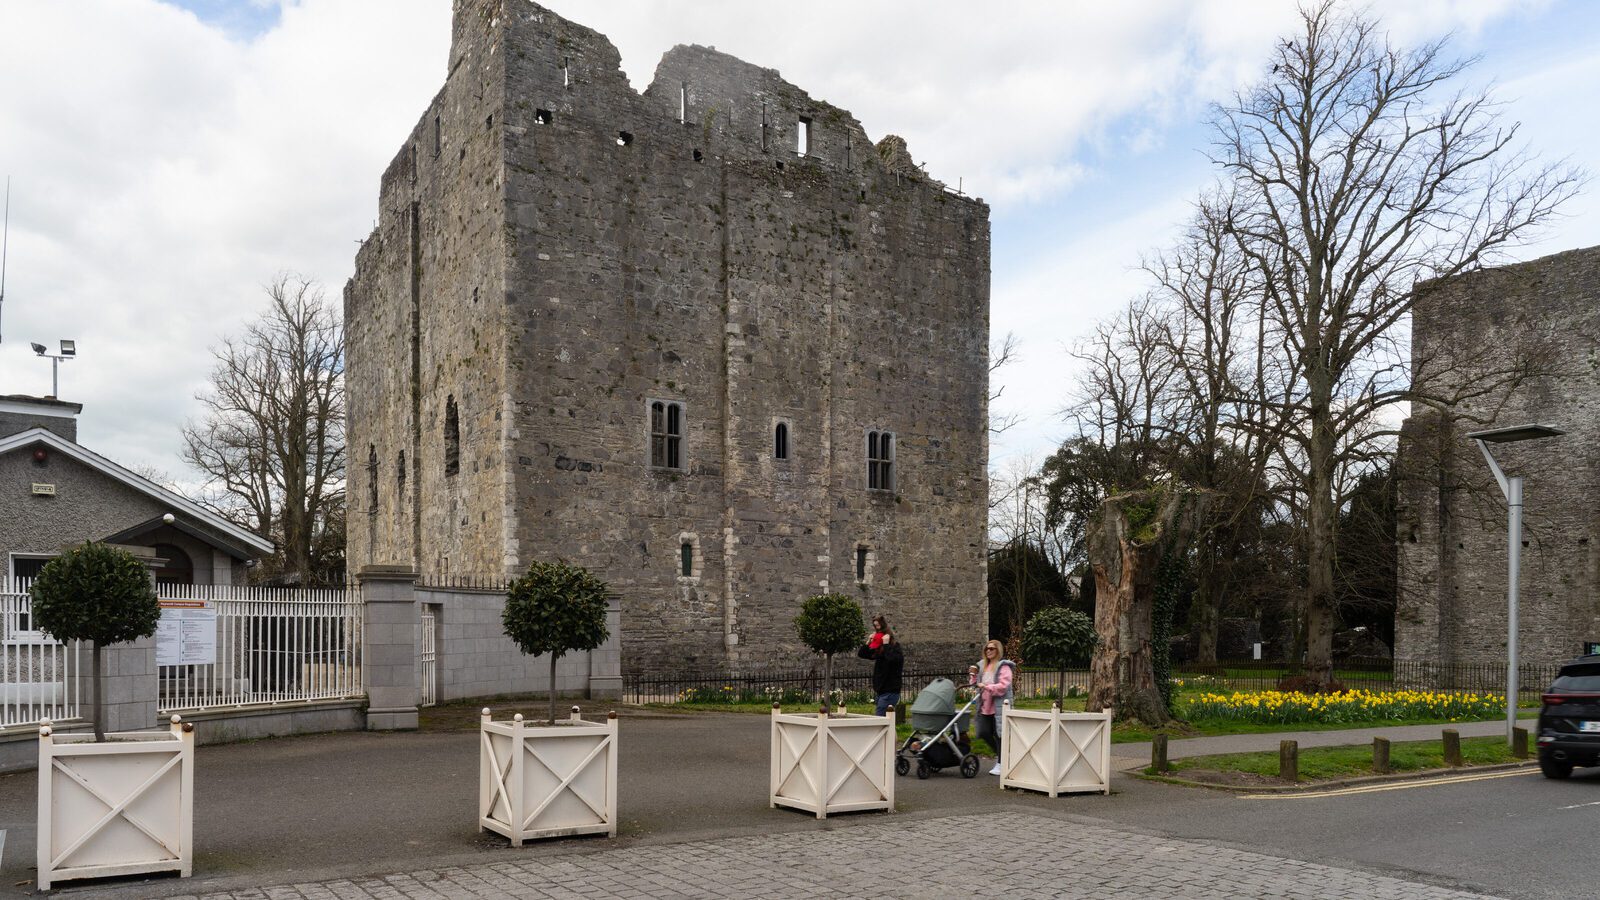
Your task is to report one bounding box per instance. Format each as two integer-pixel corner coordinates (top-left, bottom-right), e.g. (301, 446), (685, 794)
(503, 561), (611, 724)
(29, 542), (160, 741)
(1020, 606), (1098, 701)
(794, 593), (866, 708)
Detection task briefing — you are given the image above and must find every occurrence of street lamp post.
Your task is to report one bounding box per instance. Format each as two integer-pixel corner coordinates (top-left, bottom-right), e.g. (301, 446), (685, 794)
(1468, 423), (1564, 747)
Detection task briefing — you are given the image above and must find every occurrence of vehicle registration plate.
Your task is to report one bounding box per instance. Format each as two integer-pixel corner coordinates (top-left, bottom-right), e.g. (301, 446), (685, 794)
(1581, 721), (1600, 733)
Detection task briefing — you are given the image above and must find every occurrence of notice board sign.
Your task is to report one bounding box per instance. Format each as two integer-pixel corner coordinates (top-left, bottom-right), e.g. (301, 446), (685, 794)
(157, 600), (217, 666)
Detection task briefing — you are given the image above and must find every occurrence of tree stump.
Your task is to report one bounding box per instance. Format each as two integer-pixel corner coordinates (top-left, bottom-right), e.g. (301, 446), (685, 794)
(1085, 487), (1209, 727)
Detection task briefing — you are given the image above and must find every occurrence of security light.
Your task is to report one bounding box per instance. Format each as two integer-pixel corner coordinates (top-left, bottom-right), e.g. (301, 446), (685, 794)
(58, 340), (74, 357)
(30, 342), (44, 354)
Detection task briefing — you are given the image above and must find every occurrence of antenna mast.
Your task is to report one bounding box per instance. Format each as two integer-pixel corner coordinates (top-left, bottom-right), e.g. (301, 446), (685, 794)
(0, 176), (9, 344)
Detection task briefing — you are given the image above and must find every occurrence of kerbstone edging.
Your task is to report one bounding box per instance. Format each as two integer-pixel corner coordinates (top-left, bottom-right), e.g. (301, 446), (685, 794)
(1131, 758), (1539, 793)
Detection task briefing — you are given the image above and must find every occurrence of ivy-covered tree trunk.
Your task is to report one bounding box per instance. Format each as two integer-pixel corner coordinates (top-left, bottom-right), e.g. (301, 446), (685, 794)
(1086, 487), (1208, 727)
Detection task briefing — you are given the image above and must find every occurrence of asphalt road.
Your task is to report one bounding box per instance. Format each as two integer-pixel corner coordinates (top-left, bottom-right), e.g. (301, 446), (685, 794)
(1, 711), (1596, 898)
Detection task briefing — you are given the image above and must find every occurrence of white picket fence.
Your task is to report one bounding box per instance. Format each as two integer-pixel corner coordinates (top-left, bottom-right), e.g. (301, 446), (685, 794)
(1, 579), (83, 728)
(0, 579), (363, 728)
(156, 583), (363, 714)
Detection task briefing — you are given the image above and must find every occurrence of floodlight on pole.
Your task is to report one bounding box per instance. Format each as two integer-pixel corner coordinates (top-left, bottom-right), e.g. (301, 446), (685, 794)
(1468, 423), (1564, 748)
(29, 338), (77, 398)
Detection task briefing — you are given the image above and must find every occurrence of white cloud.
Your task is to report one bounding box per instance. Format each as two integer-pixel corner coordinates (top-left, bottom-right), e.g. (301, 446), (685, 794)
(0, 0), (1589, 482)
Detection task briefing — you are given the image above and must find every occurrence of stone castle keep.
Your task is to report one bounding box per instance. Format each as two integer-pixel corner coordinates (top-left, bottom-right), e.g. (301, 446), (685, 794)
(1397, 245), (1600, 667)
(345, 1), (991, 671)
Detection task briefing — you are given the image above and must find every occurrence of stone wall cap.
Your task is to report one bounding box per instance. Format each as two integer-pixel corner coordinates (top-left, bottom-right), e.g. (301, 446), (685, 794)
(356, 565), (420, 582)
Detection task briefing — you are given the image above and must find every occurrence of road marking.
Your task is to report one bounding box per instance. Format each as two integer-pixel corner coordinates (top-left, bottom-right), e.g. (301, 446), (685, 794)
(1240, 768), (1537, 800)
(1557, 800), (1600, 810)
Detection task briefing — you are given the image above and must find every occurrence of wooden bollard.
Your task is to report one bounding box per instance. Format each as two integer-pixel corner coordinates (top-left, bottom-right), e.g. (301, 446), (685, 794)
(1443, 729), (1463, 767)
(1152, 734), (1170, 773)
(895, 701), (907, 725)
(1512, 727), (1529, 759)
(1372, 736), (1391, 774)
(1279, 740), (1298, 782)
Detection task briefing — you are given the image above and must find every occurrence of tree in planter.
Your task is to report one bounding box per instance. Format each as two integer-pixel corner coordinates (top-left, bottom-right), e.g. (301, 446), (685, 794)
(29, 543), (160, 741)
(1020, 606), (1097, 702)
(502, 561), (611, 724)
(794, 594), (866, 709)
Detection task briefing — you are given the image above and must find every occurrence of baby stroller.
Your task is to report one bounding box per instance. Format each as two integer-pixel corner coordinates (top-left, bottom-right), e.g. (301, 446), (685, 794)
(896, 677), (981, 779)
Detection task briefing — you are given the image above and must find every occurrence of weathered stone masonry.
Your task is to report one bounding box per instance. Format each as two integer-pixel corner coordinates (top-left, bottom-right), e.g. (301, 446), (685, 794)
(1397, 245), (1600, 667)
(346, 1), (991, 672)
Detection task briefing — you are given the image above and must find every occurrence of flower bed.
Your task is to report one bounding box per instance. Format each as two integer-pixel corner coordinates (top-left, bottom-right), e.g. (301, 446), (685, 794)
(677, 685), (875, 706)
(1181, 689), (1502, 725)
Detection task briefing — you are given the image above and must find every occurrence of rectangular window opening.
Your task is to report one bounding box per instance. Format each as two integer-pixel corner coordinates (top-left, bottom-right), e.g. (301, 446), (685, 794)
(679, 82), (688, 124)
(651, 400), (685, 470)
(535, 108), (552, 126)
(856, 547), (868, 582)
(433, 115), (441, 158)
(774, 422), (789, 460)
(867, 430), (894, 492)
(681, 542), (694, 578)
(797, 116), (811, 156)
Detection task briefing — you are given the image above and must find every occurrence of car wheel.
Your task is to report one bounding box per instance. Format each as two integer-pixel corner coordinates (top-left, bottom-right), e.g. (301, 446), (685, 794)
(1540, 756), (1574, 779)
(895, 756), (910, 777)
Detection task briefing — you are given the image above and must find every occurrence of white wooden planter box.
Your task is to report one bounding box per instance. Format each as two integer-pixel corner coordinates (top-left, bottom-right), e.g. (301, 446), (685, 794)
(479, 707), (617, 845)
(37, 716), (195, 890)
(770, 706), (895, 818)
(1000, 702), (1112, 796)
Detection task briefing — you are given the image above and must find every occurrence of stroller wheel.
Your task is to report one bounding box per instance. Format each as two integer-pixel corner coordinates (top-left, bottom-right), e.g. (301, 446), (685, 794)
(960, 754), (980, 778)
(916, 760), (931, 780)
(895, 756), (910, 777)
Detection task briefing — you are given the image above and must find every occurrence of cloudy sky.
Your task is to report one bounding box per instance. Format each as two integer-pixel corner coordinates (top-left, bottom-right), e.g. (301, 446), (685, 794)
(1, 0), (1597, 486)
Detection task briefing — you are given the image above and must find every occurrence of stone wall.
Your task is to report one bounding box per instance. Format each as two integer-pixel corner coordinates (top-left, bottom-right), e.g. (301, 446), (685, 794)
(418, 585), (621, 702)
(1396, 245), (1600, 667)
(347, 0), (990, 673)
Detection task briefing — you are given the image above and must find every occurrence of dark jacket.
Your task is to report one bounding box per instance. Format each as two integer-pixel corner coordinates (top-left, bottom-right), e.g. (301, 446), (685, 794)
(858, 640), (904, 695)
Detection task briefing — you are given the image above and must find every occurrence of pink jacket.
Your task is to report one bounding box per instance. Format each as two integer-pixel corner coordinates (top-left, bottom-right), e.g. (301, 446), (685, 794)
(969, 660), (1015, 715)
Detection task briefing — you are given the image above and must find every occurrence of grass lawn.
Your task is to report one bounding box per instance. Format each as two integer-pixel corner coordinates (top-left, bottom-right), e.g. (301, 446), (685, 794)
(1159, 734), (1523, 783)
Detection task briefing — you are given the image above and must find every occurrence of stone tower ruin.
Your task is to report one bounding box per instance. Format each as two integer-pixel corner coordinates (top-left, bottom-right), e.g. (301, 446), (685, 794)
(345, 1), (991, 671)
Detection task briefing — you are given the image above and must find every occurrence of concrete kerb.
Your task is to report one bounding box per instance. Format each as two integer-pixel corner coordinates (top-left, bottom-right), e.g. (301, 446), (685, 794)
(1129, 758), (1540, 794)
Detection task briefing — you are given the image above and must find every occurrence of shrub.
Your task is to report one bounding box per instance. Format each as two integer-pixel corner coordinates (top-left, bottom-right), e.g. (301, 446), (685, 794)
(503, 561), (611, 723)
(29, 543), (160, 740)
(1020, 606), (1097, 701)
(794, 594), (866, 707)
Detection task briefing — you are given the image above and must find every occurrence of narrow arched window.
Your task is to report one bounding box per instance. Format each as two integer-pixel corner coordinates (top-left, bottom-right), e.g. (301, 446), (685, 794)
(681, 541), (694, 577)
(774, 422), (789, 460)
(367, 445), (379, 515)
(444, 395), (460, 476)
(397, 450), (407, 497)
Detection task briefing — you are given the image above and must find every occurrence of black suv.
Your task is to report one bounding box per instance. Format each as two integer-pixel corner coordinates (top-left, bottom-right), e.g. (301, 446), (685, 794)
(1537, 655), (1600, 778)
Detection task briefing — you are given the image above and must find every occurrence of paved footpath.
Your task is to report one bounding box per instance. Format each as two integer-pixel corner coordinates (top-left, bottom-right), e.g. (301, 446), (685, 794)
(163, 812), (1495, 900)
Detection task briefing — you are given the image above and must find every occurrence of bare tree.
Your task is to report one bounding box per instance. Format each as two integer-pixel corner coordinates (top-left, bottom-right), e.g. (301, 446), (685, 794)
(1211, 2), (1579, 684)
(183, 275), (346, 585)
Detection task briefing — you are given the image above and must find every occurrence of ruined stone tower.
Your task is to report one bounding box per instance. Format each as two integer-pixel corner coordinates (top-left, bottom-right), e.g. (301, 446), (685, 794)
(1397, 245), (1600, 667)
(345, 1), (991, 671)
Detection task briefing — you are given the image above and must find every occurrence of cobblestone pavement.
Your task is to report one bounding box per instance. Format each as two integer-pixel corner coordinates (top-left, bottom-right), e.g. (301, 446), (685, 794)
(166, 811), (1496, 900)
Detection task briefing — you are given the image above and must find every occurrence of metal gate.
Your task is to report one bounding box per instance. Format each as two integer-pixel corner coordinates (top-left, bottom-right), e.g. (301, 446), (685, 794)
(420, 606), (437, 708)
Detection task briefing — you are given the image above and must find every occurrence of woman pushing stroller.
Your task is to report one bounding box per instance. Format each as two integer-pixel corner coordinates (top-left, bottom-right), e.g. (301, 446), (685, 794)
(969, 639), (1015, 775)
